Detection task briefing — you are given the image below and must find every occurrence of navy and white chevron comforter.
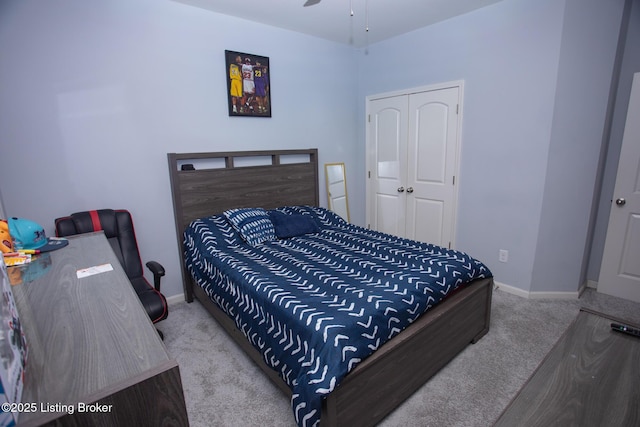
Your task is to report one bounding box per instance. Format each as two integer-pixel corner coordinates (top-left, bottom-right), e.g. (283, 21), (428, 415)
(184, 206), (492, 427)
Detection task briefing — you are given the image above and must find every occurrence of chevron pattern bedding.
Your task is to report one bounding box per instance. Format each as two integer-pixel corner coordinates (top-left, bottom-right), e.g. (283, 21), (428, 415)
(183, 206), (492, 427)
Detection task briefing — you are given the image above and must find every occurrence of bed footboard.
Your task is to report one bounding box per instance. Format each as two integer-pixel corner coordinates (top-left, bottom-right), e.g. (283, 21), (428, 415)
(192, 276), (493, 427)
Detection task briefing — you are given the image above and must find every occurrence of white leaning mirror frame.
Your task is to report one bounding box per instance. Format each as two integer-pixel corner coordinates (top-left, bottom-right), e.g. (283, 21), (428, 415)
(324, 162), (350, 222)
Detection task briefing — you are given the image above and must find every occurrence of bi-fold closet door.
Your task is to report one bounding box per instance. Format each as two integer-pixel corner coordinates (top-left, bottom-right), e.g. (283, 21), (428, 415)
(366, 84), (461, 248)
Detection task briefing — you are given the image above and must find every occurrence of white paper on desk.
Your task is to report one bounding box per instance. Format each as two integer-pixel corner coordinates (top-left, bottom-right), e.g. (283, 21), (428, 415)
(77, 263), (114, 278)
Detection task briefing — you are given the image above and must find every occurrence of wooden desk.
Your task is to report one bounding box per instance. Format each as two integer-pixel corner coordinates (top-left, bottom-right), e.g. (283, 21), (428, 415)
(10, 232), (188, 426)
(494, 308), (640, 427)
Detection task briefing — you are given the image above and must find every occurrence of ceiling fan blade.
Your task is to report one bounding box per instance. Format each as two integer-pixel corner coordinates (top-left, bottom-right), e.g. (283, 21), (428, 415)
(303, 0), (321, 6)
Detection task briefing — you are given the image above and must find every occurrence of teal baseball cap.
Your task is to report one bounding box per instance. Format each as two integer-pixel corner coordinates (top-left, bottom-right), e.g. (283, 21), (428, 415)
(8, 218), (68, 252)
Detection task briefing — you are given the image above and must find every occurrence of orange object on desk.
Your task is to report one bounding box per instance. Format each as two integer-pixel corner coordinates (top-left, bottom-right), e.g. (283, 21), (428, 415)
(0, 219), (13, 253)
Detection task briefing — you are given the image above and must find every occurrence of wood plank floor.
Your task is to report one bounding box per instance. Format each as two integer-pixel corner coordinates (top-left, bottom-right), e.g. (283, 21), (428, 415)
(494, 308), (640, 427)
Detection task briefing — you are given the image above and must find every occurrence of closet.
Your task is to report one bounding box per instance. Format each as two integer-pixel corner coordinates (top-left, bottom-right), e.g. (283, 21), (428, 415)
(366, 83), (462, 248)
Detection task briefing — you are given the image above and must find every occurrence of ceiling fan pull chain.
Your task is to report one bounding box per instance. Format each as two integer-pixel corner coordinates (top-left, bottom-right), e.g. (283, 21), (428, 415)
(365, 0), (369, 32)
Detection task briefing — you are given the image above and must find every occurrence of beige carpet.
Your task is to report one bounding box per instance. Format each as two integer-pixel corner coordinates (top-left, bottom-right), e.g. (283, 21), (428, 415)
(160, 287), (640, 427)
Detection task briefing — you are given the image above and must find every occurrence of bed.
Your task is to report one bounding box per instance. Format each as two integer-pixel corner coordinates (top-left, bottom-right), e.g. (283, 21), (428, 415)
(168, 149), (493, 427)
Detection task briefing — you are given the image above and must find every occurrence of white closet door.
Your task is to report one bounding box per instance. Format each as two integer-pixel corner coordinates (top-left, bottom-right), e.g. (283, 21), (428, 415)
(368, 96), (408, 237)
(406, 87), (460, 247)
(366, 83), (462, 248)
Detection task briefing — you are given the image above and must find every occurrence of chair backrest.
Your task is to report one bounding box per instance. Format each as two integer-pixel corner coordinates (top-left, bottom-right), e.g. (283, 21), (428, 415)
(55, 209), (143, 280)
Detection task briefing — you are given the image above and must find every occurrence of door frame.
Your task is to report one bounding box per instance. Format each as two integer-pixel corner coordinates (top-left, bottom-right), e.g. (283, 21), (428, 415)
(365, 80), (464, 248)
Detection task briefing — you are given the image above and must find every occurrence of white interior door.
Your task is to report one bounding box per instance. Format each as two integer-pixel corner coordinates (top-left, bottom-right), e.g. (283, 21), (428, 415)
(598, 72), (640, 303)
(405, 87), (460, 247)
(368, 96), (408, 237)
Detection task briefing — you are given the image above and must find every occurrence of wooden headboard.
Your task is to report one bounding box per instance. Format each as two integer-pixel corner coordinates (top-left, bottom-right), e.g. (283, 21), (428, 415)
(167, 149), (319, 301)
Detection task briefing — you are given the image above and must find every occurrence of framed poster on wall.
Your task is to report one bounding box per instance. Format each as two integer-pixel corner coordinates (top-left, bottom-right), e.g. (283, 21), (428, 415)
(225, 50), (271, 117)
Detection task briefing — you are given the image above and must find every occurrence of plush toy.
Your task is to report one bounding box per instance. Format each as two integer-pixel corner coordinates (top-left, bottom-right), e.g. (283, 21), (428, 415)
(0, 219), (13, 253)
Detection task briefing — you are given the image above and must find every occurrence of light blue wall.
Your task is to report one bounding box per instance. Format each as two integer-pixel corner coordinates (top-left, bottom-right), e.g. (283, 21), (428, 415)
(355, 0), (632, 294)
(0, 0), (636, 299)
(531, 0), (626, 293)
(356, 0), (566, 292)
(0, 0), (358, 299)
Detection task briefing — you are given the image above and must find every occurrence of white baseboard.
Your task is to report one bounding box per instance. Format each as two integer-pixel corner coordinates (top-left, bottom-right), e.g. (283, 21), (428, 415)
(166, 293), (186, 305)
(493, 281), (530, 298)
(494, 281), (580, 300)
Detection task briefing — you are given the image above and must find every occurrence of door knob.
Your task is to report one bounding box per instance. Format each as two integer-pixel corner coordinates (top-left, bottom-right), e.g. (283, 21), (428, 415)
(406, 187), (414, 193)
(397, 187), (405, 193)
(615, 198), (626, 206)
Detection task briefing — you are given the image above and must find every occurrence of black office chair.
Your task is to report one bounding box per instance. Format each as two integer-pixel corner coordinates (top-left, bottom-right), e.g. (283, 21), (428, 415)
(55, 209), (168, 338)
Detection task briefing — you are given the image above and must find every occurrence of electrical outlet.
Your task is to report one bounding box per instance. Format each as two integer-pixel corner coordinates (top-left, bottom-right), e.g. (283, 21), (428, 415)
(499, 249), (509, 263)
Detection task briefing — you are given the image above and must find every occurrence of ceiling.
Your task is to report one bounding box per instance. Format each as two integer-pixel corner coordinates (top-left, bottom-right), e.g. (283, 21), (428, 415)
(173, 0), (503, 48)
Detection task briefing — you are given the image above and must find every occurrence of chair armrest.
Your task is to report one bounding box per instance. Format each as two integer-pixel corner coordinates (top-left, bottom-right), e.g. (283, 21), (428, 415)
(146, 261), (165, 291)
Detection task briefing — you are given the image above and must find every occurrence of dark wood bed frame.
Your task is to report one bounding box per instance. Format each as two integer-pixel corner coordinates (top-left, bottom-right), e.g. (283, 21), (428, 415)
(168, 149), (493, 427)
